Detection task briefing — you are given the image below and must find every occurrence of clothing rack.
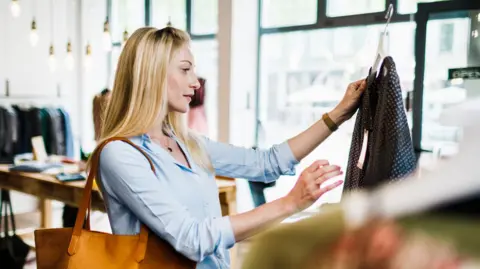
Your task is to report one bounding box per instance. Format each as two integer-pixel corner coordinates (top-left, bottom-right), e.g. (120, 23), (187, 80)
(1, 79), (63, 99)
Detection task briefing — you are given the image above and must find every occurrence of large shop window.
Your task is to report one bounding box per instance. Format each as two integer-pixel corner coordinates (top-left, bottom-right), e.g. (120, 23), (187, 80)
(261, 0), (317, 28)
(191, 0), (218, 35)
(326, 0), (385, 17)
(111, 0), (145, 42)
(190, 39), (219, 140)
(257, 23), (416, 206)
(151, 0), (187, 30)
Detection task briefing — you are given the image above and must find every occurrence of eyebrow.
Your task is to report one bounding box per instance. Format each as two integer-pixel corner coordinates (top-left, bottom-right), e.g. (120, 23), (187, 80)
(180, 60), (193, 66)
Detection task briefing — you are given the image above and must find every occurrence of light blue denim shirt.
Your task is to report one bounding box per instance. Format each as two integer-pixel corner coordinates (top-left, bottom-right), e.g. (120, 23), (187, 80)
(97, 134), (298, 269)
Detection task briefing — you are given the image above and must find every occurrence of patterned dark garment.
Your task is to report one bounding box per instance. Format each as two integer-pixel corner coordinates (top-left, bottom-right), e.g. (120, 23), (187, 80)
(343, 56), (416, 193)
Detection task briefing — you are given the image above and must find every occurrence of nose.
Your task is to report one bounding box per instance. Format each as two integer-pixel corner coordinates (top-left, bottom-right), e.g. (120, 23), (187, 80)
(190, 78), (201, 90)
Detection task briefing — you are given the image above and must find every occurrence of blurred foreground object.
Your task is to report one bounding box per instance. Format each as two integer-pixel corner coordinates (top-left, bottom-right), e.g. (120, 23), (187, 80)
(242, 97), (480, 269)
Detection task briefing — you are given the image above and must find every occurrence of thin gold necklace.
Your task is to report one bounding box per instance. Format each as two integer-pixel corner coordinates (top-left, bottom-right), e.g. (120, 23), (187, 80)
(151, 134), (174, 153)
(163, 131), (174, 153)
(164, 138), (173, 152)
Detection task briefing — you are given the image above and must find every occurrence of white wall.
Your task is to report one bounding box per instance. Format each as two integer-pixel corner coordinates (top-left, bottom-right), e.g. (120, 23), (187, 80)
(0, 0), (108, 215)
(80, 0), (109, 152)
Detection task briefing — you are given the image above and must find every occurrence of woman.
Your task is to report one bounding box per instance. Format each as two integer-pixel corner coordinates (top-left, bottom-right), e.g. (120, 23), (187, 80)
(95, 26), (366, 268)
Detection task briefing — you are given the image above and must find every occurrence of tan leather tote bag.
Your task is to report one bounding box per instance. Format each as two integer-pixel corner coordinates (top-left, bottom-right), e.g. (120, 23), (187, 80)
(34, 137), (196, 269)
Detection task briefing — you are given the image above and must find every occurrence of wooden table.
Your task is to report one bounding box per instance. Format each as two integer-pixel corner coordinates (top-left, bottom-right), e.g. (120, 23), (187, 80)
(0, 165), (237, 227)
(0, 165), (240, 266)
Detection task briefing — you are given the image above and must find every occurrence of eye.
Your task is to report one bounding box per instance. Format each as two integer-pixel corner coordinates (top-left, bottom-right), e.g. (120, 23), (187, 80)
(182, 68), (190, 73)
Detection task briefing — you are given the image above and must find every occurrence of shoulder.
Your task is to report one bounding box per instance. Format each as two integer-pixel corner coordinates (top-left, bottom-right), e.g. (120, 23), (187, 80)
(99, 139), (152, 171)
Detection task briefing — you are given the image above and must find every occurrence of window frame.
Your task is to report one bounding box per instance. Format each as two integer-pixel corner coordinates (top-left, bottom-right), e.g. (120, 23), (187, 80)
(109, 0), (217, 42)
(254, 0), (475, 149)
(106, 0), (217, 80)
(253, 0), (414, 145)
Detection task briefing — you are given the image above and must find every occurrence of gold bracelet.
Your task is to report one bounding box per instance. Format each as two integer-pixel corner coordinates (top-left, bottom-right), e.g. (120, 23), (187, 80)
(322, 113), (338, 132)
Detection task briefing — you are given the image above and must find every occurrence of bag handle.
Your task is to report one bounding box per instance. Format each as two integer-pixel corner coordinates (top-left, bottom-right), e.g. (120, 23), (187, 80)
(67, 137), (153, 262)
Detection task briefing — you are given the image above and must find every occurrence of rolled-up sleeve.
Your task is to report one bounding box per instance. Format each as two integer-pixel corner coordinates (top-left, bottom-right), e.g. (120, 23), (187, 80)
(98, 141), (235, 262)
(201, 136), (299, 183)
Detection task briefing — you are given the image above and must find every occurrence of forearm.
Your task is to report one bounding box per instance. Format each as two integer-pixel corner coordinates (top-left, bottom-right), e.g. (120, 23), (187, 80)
(287, 109), (347, 161)
(230, 196), (295, 242)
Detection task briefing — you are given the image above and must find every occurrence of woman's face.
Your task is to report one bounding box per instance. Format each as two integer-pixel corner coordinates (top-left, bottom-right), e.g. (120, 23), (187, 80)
(166, 44), (200, 113)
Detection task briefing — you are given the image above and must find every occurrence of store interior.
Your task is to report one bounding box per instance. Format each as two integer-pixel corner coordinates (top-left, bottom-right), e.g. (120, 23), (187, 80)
(1, 0), (480, 268)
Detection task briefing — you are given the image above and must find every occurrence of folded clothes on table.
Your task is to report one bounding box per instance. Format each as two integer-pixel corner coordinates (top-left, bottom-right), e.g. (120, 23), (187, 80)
(9, 162), (63, 173)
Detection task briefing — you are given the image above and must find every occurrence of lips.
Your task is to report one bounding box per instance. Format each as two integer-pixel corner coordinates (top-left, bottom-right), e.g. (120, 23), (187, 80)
(184, 94), (194, 102)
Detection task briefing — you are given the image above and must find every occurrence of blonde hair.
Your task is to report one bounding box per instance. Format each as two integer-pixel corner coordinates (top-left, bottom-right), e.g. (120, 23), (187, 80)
(92, 26), (212, 172)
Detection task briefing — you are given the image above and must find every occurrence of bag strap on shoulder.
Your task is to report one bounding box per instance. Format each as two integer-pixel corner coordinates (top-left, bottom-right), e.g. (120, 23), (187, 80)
(67, 137), (155, 262)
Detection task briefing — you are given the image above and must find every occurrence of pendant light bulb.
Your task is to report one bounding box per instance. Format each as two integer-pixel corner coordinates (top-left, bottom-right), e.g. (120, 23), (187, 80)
(84, 43), (92, 70)
(11, 0), (21, 18)
(103, 18), (112, 51)
(65, 40), (74, 71)
(48, 44), (56, 73)
(30, 18), (39, 47)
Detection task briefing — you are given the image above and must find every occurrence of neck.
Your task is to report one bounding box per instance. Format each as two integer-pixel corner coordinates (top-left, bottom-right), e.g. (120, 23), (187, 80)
(147, 118), (169, 139)
(147, 128), (165, 140)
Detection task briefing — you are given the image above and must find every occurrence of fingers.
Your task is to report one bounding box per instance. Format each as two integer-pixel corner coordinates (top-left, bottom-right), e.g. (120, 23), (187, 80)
(351, 79), (364, 87)
(357, 80), (367, 93)
(349, 79), (367, 93)
(311, 164), (341, 179)
(315, 169), (343, 185)
(306, 160), (329, 173)
(313, 180), (343, 199)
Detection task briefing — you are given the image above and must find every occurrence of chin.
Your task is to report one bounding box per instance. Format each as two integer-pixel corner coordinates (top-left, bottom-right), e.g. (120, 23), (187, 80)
(167, 100), (189, 113)
(170, 105), (189, 114)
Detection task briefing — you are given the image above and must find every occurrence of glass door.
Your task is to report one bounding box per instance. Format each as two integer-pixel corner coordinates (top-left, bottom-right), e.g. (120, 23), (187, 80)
(415, 6), (480, 159)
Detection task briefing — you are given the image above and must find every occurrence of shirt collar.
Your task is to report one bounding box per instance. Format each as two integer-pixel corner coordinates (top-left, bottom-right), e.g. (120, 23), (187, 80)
(139, 133), (198, 174)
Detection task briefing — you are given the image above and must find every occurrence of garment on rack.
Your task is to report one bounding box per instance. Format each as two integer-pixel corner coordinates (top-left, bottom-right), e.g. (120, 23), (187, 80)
(188, 78), (208, 135)
(29, 107), (43, 138)
(0, 107), (17, 161)
(0, 104), (72, 163)
(0, 108), (6, 154)
(12, 105), (29, 154)
(58, 108), (74, 158)
(344, 57), (416, 192)
(39, 108), (52, 154)
(46, 108), (66, 155)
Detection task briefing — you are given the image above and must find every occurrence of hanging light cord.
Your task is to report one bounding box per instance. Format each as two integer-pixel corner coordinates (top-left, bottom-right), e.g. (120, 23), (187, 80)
(32, 0), (36, 20)
(50, 0), (54, 45)
(66, 0), (70, 42)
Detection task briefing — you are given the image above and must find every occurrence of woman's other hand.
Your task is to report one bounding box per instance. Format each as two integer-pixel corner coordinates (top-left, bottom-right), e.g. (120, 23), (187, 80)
(283, 160), (343, 213)
(329, 79), (367, 125)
